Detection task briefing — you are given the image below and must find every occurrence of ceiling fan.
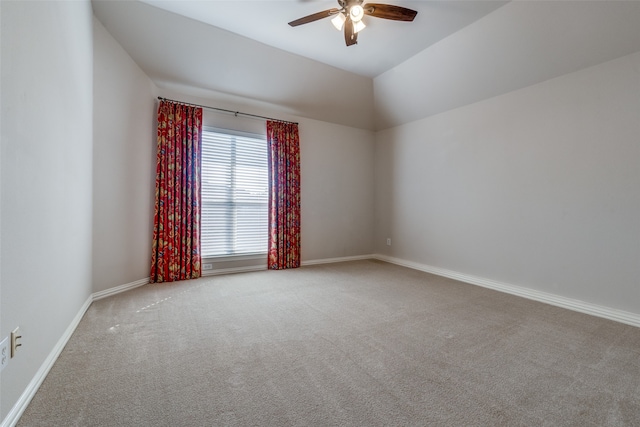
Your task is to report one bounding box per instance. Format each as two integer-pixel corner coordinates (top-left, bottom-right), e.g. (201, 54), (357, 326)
(288, 0), (418, 47)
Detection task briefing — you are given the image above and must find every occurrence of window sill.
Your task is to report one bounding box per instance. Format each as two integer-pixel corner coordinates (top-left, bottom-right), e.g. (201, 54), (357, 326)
(203, 253), (267, 262)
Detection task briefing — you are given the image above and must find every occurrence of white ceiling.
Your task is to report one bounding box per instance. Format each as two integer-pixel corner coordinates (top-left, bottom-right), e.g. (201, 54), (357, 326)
(136, 0), (508, 78)
(375, 0), (640, 129)
(93, 0), (379, 129)
(92, 0), (640, 130)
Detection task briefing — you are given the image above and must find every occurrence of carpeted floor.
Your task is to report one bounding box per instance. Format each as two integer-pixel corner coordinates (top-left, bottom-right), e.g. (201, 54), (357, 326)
(18, 260), (640, 426)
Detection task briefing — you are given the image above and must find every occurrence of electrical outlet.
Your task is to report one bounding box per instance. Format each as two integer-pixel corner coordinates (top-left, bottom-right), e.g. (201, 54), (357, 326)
(0, 337), (9, 372)
(202, 263), (213, 271)
(11, 327), (22, 358)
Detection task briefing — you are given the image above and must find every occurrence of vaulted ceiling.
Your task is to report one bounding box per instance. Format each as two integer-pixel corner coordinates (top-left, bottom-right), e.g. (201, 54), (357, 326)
(92, 1), (640, 130)
(136, 0), (508, 78)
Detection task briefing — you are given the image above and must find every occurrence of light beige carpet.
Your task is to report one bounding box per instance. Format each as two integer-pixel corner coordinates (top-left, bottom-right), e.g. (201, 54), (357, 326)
(18, 260), (640, 426)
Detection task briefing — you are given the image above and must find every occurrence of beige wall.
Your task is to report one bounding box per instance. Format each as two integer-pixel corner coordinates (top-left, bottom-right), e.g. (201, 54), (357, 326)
(93, 17), (376, 282)
(157, 87), (376, 270)
(1, 0), (94, 419)
(3, 2), (638, 423)
(375, 52), (640, 315)
(299, 119), (374, 261)
(92, 17), (157, 293)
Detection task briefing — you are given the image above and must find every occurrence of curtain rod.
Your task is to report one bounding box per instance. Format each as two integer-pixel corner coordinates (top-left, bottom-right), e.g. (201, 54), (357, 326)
(157, 97), (298, 125)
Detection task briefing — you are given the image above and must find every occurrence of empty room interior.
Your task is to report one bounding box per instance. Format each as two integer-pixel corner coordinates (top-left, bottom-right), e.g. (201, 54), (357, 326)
(1, 0), (640, 425)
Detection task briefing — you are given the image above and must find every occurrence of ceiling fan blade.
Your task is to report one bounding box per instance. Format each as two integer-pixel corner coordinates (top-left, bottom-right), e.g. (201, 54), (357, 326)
(288, 8), (339, 27)
(344, 18), (358, 46)
(364, 3), (417, 21)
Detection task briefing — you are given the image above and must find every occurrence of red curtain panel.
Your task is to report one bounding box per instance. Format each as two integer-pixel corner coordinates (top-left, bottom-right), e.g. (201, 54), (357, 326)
(150, 100), (203, 283)
(266, 120), (301, 270)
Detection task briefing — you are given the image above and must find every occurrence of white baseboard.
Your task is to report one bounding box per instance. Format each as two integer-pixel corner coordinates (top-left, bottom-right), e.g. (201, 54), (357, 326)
(301, 254), (374, 266)
(92, 277), (150, 301)
(374, 254), (640, 328)
(1, 278), (151, 427)
(1, 295), (93, 427)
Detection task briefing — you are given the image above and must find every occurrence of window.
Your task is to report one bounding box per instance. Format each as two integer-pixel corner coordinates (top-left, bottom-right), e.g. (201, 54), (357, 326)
(201, 128), (268, 257)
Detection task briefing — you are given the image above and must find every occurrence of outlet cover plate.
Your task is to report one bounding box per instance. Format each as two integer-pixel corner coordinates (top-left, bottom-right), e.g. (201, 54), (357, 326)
(0, 336), (8, 372)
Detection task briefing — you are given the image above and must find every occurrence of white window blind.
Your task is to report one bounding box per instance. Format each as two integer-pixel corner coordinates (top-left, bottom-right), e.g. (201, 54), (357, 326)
(201, 128), (268, 257)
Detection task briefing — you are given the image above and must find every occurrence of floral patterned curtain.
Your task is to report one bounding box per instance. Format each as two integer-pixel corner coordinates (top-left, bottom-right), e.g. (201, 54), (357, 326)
(150, 100), (203, 283)
(267, 120), (301, 269)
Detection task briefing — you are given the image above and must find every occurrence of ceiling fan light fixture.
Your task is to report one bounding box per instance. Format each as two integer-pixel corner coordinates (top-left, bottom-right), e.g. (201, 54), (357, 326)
(353, 19), (366, 33)
(288, 1), (418, 47)
(349, 4), (364, 22)
(331, 12), (346, 31)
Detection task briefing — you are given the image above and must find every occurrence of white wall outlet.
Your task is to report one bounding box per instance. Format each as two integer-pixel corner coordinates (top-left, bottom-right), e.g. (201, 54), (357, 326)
(0, 337), (9, 372)
(11, 327), (22, 358)
(386, 238), (391, 246)
(202, 263), (213, 271)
